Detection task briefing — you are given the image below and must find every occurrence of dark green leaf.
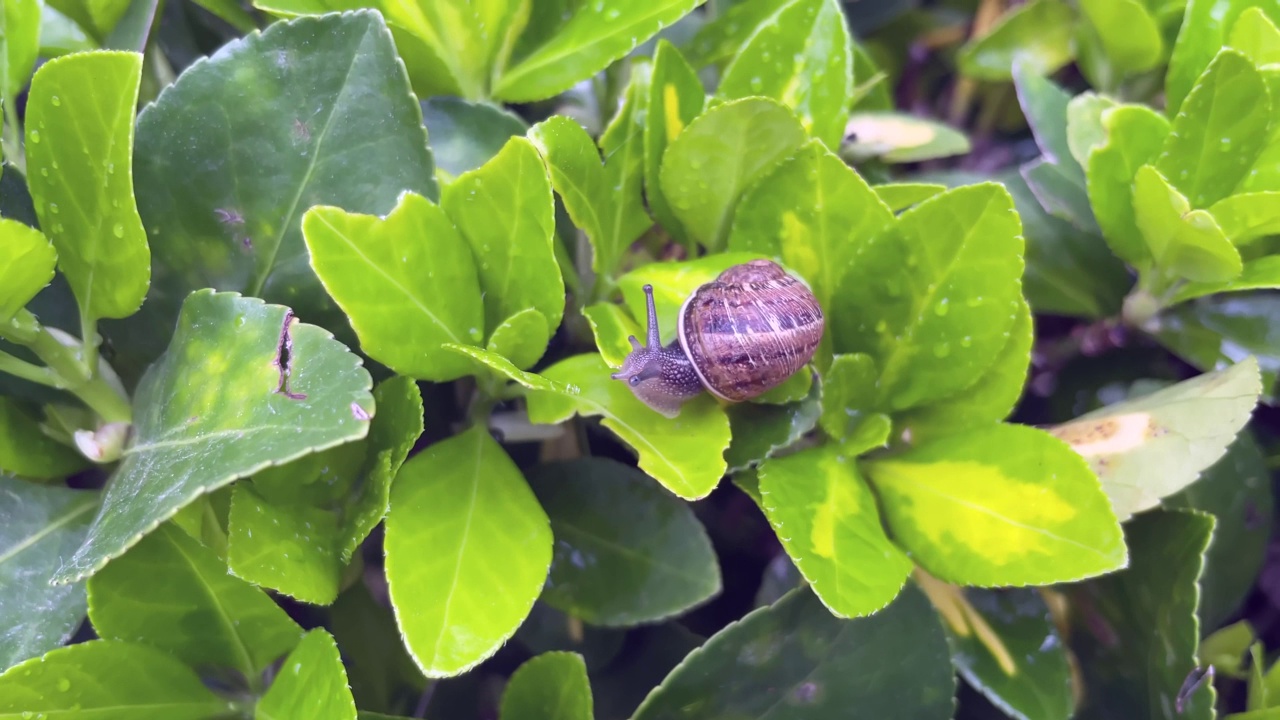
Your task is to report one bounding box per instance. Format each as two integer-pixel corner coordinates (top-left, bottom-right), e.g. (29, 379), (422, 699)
(1153, 295), (1280, 399)
(957, 0), (1075, 80)
(385, 424), (551, 677)
(632, 585), (954, 719)
(499, 652), (592, 720)
(423, 97), (528, 179)
(1012, 62), (1080, 175)
(725, 383), (821, 472)
(26, 50), (149, 322)
(256, 628), (357, 720)
(1021, 156), (1097, 233)
(303, 192), (485, 382)
(0, 397), (88, 479)
(331, 582), (426, 714)
(0, 477), (94, 670)
(87, 523), (302, 679)
(1086, 104), (1171, 268)
(53, 290), (375, 584)
(0, 640), (237, 717)
(526, 457), (721, 626)
(660, 97), (808, 250)
(645, 39), (705, 247)
(47, 0), (128, 39)
(1069, 509), (1216, 718)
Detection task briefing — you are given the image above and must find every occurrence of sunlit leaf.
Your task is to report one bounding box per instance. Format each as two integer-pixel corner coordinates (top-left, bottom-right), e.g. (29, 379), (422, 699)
(1132, 164), (1241, 283)
(645, 39), (705, 247)
(500, 652), (592, 720)
(256, 629), (357, 720)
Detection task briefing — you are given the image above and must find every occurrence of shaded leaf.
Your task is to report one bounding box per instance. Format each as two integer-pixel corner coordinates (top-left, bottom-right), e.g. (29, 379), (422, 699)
(0, 218), (56, 322)
(759, 444), (912, 617)
(26, 50), (149, 322)
(725, 382), (821, 472)
(1048, 357), (1259, 521)
(526, 457), (721, 626)
(423, 97), (527, 179)
(1133, 164), (1241, 283)
(632, 585), (954, 719)
(1086, 104), (1171, 268)
(87, 523), (302, 679)
(256, 628), (357, 720)
(0, 0), (39, 103)
(0, 397), (88, 479)
(843, 112), (971, 164)
(1021, 156), (1097, 233)
(1013, 62), (1080, 174)
(0, 477), (95, 671)
(873, 183), (946, 212)
(1154, 294), (1280, 399)
(303, 192), (485, 382)
(331, 582), (426, 714)
(385, 424), (552, 677)
(584, 301), (642, 368)
(866, 423), (1126, 586)
(645, 39), (705, 246)
(1077, 0), (1164, 88)
(527, 353), (731, 500)
(957, 0), (1075, 80)
(53, 290), (375, 584)
(0, 640), (237, 717)
(500, 652), (592, 720)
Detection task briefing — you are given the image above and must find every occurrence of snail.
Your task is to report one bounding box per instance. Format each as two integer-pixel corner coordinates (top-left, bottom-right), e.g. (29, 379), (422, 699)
(610, 259), (825, 418)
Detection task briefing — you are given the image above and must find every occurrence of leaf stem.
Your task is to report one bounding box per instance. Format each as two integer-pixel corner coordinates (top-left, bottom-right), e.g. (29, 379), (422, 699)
(0, 349), (62, 388)
(2, 97), (25, 175)
(0, 310), (131, 424)
(80, 309), (101, 379)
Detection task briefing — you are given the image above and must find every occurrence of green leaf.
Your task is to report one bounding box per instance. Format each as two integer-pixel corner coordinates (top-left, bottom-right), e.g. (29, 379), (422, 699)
(87, 522), (302, 679)
(1166, 431), (1273, 627)
(443, 343), (580, 394)
(0, 0), (39, 103)
(0, 477), (94, 671)
(948, 588), (1073, 720)
(599, 59), (654, 267)
(47, 0), (128, 39)
(725, 386), (822, 471)
(1068, 509), (1216, 718)
(1156, 50), (1271, 209)
(1171, 256), (1280, 303)
(1087, 104), (1172, 268)
(839, 183), (1023, 411)
(525, 457), (721, 626)
(1154, 295), (1280, 399)
(1047, 357), (1259, 521)
(485, 307), (552, 371)
(227, 483), (342, 605)
(866, 423), (1126, 586)
(331, 583), (426, 713)
(873, 182), (946, 212)
(1021, 156), (1097, 234)
(659, 97), (808, 250)
(728, 140), (895, 350)
(632, 585), (955, 719)
(843, 112), (972, 164)
(1013, 63), (1080, 175)
(1133, 165), (1242, 282)
(0, 640), (237, 717)
(38, 5), (94, 58)
(1200, 620), (1255, 676)
(493, 0), (702, 102)
(1067, 92), (1119, 172)
(25, 50), (148, 323)
(0, 397), (88, 479)
(957, 0), (1075, 80)
(119, 11), (437, 378)
(256, 628), (356, 720)
(715, 0), (852, 148)
(1229, 6), (1280, 64)
(759, 444), (912, 617)
(1077, 0), (1164, 88)
(1209, 191), (1280, 246)
(1165, 0), (1280, 116)
(645, 40), (705, 247)
(52, 290), (375, 584)
(527, 353), (731, 500)
(817, 352), (876, 440)
(584, 302), (642, 368)
(303, 192), (484, 382)
(685, 0), (784, 68)
(500, 652), (592, 720)
(385, 424), (552, 677)
(423, 97), (528, 179)
(900, 298), (1032, 439)
(442, 136), (563, 341)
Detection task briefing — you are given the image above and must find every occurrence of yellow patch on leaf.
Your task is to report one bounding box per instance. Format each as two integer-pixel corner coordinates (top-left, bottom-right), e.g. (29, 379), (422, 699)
(846, 115), (936, 150)
(663, 84), (684, 143)
(1048, 412), (1160, 457)
(809, 453), (863, 558)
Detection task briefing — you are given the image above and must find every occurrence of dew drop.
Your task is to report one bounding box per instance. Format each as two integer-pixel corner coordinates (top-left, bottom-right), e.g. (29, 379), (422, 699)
(57, 678), (70, 692)
(39, 168), (48, 177)
(106, 162), (115, 174)
(966, 296), (983, 308)
(51, 96), (61, 107)
(960, 336), (972, 348)
(112, 223), (125, 238)
(48, 203), (59, 214)
(934, 298), (949, 316)
(750, 77), (764, 92)
(29, 130), (39, 144)
(933, 343), (951, 358)
(906, 254), (918, 268)
(874, 319), (888, 333)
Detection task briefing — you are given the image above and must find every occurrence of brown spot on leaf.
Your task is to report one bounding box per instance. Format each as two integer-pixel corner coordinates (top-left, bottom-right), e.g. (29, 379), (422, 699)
(273, 312), (307, 400)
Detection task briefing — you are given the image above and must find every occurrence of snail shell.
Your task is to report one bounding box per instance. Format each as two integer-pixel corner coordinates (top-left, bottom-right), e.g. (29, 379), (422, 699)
(611, 259), (825, 417)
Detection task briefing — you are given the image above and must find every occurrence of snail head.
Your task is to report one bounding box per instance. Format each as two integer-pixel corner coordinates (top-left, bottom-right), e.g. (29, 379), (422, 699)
(610, 284), (699, 418)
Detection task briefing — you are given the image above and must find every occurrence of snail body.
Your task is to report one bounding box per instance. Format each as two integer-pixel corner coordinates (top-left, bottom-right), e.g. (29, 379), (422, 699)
(610, 259), (825, 417)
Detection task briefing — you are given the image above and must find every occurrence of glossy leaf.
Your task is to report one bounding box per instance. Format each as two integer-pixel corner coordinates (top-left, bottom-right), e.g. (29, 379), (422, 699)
(1047, 357), (1260, 521)
(53, 291), (375, 584)
(493, 0), (702, 102)
(759, 444), (913, 617)
(1165, 0), (1280, 116)
(303, 192), (484, 382)
(874, 183), (946, 212)
(526, 457), (721, 626)
(843, 112), (971, 164)
(817, 352), (877, 440)
(584, 302), (642, 368)
(716, 0), (851, 148)
(900, 298), (1032, 439)
(256, 628), (357, 720)
(1154, 294), (1280, 398)
(1013, 64), (1079, 174)
(948, 588), (1073, 720)
(227, 483), (342, 605)
(442, 136), (563, 340)
(0, 640), (237, 718)
(728, 140), (895, 348)
(385, 424), (552, 677)
(0, 477), (95, 671)
(500, 652), (592, 720)
(632, 585), (954, 719)
(1077, 0), (1163, 87)
(0, 397), (88, 480)
(1209, 191), (1280, 246)
(645, 39), (705, 246)
(1133, 165), (1242, 283)
(839, 183), (1023, 412)
(0, 0), (37, 105)
(485, 307), (551, 371)
(444, 344), (579, 395)
(1087, 104), (1171, 268)
(660, 97), (808, 250)
(26, 50), (149, 322)
(957, 0), (1075, 80)
(726, 384), (822, 472)
(423, 97), (527, 179)
(527, 353), (731, 500)
(87, 523), (302, 678)
(120, 11), (436, 377)
(0, 218), (55, 322)
(1069, 509), (1216, 718)
(867, 423), (1126, 586)
(1156, 50), (1271, 209)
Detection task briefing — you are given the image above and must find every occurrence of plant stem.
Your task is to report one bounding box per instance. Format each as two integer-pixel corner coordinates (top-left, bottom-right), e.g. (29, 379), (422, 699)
(2, 97), (25, 175)
(0, 310), (131, 424)
(0, 350), (63, 388)
(80, 309), (100, 379)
